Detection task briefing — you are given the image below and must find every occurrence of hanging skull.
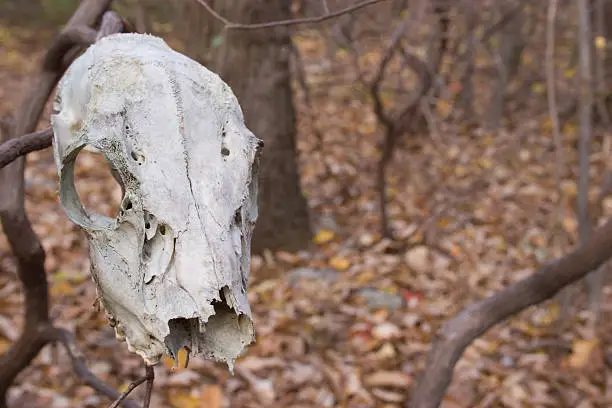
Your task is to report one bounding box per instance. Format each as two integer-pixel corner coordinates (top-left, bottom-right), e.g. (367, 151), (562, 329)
(51, 33), (262, 368)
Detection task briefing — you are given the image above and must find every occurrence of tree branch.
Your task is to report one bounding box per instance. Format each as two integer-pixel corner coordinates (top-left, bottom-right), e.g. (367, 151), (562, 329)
(409, 217), (612, 408)
(43, 26), (98, 71)
(0, 4), (124, 406)
(46, 328), (140, 408)
(577, 0), (600, 317)
(109, 365), (155, 408)
(0, 128), (52, 169)
(193, 0), (390, 30)
(546, 0), (563, 224)
(97, 11), (125, 40)
(369, 16), (412, 130)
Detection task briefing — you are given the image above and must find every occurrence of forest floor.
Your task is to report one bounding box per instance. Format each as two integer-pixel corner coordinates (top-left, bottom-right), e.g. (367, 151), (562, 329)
(3, 20), (612, 408)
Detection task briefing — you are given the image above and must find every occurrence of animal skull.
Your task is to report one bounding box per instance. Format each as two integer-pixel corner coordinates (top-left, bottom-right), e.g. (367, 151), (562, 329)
(51, 33), (261, 368)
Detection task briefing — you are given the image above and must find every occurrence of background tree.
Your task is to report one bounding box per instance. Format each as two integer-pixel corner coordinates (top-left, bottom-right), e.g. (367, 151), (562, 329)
(177, 0), (313, 254)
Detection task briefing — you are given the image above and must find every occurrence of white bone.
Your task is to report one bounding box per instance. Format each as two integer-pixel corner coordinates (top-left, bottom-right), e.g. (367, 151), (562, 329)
(51, 33), (262, 369)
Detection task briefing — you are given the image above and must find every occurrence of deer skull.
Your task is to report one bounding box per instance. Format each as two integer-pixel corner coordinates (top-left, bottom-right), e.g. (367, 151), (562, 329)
(51, 33), (261, 368)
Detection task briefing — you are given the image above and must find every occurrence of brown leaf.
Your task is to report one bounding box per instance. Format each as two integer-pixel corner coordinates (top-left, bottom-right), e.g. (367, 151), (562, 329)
(200, 384), (223, 408)
(364, 371), (412, 388)
(371, 388), (405, 403)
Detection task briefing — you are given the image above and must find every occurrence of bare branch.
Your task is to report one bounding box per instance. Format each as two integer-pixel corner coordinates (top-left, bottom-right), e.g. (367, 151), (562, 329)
(409, 217), (612, 408)
(394, 47), (434, 131)
(0, 4), (125, 405)
(193, 0), (390, 30)
(577, 0), (600, 318)
(546, 0), (574, 323)
(594, 0), (611, 125)
(142, 366), (155, 408)
(109, 365), (155, 408)
(322, 0), (330, 14)
(445, 1), (528, 99)
(43, 26), (98, 71)
(368, 15), (413, 237)
(0, 128), (52, 169)
(369, 17), (412, 129)
(46, 328), (140, 408)
(546, 0), (565, 234)
(97, 11), (125, 40)
(369, 3), (448, 238)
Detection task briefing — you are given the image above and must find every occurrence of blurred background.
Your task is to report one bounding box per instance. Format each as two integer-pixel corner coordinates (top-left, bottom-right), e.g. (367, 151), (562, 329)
(2, 0), (612, 407)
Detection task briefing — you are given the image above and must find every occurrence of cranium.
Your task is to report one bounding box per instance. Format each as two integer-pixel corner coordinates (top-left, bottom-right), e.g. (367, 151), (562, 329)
(51, 33), (261, 368)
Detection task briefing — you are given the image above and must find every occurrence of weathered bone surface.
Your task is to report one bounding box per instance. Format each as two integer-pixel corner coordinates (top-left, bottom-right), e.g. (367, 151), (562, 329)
(51, 33), (262, 368)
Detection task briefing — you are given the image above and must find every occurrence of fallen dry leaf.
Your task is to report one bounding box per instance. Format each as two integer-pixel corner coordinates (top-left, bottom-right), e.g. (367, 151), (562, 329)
(313, 229), (335, 244)
(364, 371), (412, 388)
(200, 384), (223, 408)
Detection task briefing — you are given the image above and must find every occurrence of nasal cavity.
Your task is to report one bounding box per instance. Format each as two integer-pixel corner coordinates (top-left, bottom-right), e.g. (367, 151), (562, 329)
(165, 317), (197, 364)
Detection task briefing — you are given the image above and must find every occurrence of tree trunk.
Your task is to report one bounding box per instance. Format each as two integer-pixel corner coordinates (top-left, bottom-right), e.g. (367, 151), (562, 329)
(577, 0), (601, 318)
(486, 6), (525, 131)
(180, 1), (312, 254)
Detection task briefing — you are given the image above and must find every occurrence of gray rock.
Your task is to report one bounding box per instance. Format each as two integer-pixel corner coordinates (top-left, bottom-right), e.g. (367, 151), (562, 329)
(288, 267), (339, 285)
(358, 288), (404, 310)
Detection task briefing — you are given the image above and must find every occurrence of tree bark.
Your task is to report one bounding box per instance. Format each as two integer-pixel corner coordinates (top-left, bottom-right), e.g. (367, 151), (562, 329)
(577, 0), (602, 317)
(181, 0), (312, 254)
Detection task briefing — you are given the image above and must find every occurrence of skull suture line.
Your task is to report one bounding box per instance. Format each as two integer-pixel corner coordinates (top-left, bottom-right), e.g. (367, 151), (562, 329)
(51, 33), (262, 368)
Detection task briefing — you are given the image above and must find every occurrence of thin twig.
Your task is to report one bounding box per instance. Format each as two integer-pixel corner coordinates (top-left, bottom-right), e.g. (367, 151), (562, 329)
(108, 365), (154, 408)
(47, 328), (140, 408)
(370, 16), (413, 128)
(577, 0), (600, 320)
(594, 0), (611, 125)
(546, 0), (573, 325)
(193, 0), (390, 30)
(143, 365), (155, 408)
(0, 128), (53, 169)
(546, 0), (564, 242)
(523, 338), (572, 354)
(322, 0), (330, 14)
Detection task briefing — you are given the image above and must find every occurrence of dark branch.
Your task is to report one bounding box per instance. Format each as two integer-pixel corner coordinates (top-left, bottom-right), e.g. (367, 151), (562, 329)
(409, 217), (612, 408)
(142, 366), (155, 408)
(97, 11), (125, 40)
(194, 0), (390, 30)
(0, 128), (52, 169)
(109, 365), (155, 408)
(0, 4), (125, 406)
(43, 26), (98, 71)
(369, 17), (411, 129)
(46, 328), (140, 408)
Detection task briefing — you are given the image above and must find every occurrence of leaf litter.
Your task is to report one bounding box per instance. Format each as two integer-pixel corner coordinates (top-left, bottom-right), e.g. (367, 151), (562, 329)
(1, 20), (612, 408)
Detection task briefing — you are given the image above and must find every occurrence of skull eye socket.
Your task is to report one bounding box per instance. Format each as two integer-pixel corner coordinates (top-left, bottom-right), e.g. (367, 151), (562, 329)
(60, 145), (123, 229)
